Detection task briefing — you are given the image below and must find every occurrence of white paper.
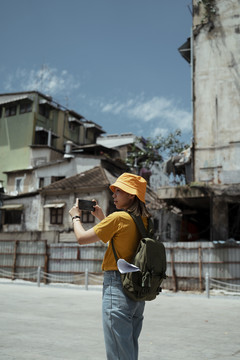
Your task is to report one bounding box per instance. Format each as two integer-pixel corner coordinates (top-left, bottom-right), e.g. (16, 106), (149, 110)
(117, 259), (141, 274)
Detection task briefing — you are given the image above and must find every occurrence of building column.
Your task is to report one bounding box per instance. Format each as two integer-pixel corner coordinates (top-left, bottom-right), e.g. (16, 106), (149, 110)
(211, 197), (228, 241)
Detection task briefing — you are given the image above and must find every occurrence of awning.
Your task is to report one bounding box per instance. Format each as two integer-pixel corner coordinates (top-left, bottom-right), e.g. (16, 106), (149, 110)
(35, 126), (59, 138)
(68, 117), (83, 125)
(0, 94), (34, 106)
(43, 203), (65, 208)
(0, 204), (24, 210)
(178, 37), (191, 63)
(39, 99), (59, 111)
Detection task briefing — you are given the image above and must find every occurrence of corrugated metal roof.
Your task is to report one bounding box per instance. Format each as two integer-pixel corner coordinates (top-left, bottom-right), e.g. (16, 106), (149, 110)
(97, 134), (145, 152)
(0, 94), (34, 105)
(97, 135), (136, 148)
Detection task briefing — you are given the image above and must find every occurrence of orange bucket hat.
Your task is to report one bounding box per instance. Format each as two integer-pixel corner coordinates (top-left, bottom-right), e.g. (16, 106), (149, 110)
(109, 173), (147, 203)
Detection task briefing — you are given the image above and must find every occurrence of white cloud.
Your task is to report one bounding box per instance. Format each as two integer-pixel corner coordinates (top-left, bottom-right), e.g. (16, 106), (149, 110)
(100, 95), (192, 136)
(101, 101), (125, 115)
(4, 65), (81, 97)
(128, 96), (172, 122)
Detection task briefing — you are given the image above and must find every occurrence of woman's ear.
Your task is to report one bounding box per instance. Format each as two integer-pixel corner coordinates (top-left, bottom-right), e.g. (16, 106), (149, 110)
(128, 194), (135, 200)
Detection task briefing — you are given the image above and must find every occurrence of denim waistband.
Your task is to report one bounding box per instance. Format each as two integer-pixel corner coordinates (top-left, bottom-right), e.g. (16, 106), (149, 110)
(104, 270), (120, 276)
(103, 270), (121, 283)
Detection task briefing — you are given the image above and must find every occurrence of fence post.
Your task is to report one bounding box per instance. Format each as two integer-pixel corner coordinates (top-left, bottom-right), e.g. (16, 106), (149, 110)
(198, 246), (203, 292)
(85, 269), (89, 290)
(205, 272), (210, 298)
(37, 267), (41, 287)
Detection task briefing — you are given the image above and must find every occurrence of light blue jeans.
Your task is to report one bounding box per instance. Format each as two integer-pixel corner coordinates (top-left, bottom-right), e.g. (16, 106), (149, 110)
(102, 271), (145, 360)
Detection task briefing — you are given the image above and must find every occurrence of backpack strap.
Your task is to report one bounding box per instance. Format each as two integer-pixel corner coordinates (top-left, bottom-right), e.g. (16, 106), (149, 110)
(111, 213), (153, 265)
(111, 238), (119, 262)
(147, 218), (154, 237)
(128, 213), (148, 238)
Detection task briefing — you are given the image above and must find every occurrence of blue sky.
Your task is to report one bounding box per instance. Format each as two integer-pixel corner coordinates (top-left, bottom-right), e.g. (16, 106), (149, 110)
(0, 0), (192, 142)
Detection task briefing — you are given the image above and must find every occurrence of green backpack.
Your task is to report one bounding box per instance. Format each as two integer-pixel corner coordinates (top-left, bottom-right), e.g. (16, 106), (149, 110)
(112, 213), (167, 302)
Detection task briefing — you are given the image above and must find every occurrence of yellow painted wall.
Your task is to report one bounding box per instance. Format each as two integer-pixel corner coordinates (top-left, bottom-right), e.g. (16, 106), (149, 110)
(0, 109), (34, 187)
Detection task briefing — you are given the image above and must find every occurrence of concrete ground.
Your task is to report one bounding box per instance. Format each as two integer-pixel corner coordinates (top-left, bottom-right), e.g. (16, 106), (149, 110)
(0, 281), (239, 360)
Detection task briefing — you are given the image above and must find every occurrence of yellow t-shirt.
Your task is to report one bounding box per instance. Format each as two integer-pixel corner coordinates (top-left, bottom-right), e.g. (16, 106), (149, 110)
(93, 211), (148, 271)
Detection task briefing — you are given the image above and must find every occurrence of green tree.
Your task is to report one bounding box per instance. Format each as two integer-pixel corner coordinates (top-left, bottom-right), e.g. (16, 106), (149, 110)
(126, 129), (189, 171)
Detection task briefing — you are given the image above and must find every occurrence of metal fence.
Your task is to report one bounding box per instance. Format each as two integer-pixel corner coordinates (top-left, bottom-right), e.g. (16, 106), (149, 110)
(164, 241), (240, 291)
(0, 239), (240, 291)
(1, 267), (240, 299)
(0, 267), (103, 289)
(205, 272), (240, 298)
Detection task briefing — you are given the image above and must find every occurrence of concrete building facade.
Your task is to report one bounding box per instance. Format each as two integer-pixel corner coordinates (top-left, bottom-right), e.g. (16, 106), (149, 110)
(158, 0), (240, 242)
(0, 91), (105, 189)
(193, 0), (240, 185)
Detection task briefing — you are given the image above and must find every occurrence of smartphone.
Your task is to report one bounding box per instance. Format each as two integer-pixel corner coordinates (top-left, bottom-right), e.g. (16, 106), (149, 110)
(78, 199), (96, 212)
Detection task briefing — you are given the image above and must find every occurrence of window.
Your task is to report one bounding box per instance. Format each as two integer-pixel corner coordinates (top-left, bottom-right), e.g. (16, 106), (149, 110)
(39, 104), (50, 118)
(20, 102), (32, 114)
(35, 130), (48, 145)
(0, 107), (2, 118)
(39, 177), (44, 188)
(82, 211), (95, 223)
(51, 176), (65, 183)
(5, 105), (17, 117)
(50, 208), (63, 224)
(4, 210), (22, 224)
(69, 122), (78, 132)
(15, 178), (24, 193)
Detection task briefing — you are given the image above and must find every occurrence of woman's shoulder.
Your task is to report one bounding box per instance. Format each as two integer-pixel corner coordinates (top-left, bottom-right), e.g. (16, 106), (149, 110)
(107, 211), (131, 220)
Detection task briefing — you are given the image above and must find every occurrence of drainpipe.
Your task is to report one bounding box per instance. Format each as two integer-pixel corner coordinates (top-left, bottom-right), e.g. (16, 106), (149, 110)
(190, 26), (195, 182)
(47, 130), (52, 147)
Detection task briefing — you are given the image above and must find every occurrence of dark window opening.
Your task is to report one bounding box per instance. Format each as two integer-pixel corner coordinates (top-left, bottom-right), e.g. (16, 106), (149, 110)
(0, 107), (2, 118)
(20, 102), (32, 114)
(166, 223), (171, 239)
(82, 211), (95, 223)
(51, 176), (65, 183)
(5, 105), (17, 117)
(39, 177), (44, 188)
(180, 210), (210, 241)
(15, 178), (24, 193)
(35, 130), (48, 145)
(69, 121), (79, 131)
(228, 203), (240, 240)
(4, 210), (22, 224)
(39, 104), (50, 118)
(153, 218), (159, 234)
(50, 208), (63, 224)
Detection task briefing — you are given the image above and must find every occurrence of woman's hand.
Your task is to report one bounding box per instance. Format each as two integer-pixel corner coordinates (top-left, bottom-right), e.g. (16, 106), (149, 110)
(69, 199), (82, 219)
(92, 200), (105, 221)
(69, 198), (101, 245)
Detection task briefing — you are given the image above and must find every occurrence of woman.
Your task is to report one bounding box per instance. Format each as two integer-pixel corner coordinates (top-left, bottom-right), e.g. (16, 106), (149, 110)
(69, 172), (151, 360)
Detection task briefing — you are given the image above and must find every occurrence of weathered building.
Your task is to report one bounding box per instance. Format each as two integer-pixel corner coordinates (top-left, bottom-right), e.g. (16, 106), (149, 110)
(0, 166), (163, 242)
(0, 95), (164, 238)
(0, 91), (105, 189)
(3, 152), (126, 196)
(97, 133), (144, 160)
(158, 0), (240, 242)
(193, 0), (240, 185)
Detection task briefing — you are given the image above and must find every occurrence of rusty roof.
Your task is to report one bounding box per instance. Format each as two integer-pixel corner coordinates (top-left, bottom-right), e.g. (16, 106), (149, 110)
(40, 165), (162, 210)
(40, 166), (116, 194)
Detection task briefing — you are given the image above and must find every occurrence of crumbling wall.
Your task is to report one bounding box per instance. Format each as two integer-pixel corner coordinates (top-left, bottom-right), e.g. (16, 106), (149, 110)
(193, 0), (240, 185)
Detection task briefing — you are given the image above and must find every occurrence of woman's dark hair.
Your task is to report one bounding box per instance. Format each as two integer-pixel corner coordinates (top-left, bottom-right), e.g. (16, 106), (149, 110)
(127, 196), (151, 218)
